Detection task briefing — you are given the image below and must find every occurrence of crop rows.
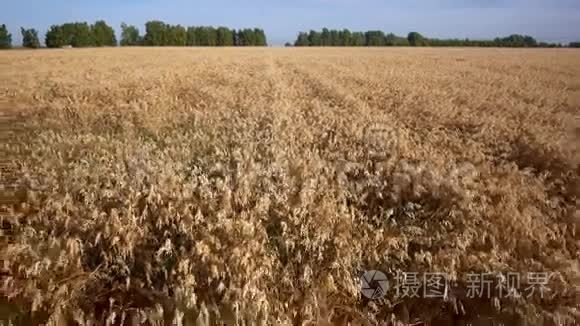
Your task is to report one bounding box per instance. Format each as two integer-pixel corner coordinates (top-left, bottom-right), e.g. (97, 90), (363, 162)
(1, 47), (579, 325)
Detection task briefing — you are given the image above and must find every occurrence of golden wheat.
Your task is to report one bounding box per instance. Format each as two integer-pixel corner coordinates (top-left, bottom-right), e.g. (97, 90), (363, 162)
(1, 47), (579, 325)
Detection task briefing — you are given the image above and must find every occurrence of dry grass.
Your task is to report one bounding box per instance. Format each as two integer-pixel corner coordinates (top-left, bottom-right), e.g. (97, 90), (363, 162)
(1, 47), (579, 325)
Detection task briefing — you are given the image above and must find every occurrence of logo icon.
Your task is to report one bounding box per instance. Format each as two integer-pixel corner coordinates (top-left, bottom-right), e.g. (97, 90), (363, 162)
(360, 270), (389, 299)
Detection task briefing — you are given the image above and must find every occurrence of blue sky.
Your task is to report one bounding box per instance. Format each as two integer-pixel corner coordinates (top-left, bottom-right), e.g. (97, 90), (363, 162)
(2, 0), (580, 45)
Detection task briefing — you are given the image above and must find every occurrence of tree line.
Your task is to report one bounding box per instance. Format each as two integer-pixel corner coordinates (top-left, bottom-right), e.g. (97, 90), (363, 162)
(127, 21), (267, 46)
(294, 29), (410, 46)
(1, 23), (578, 49)
(293, 29), (567, 48)
(0, 21), (267, 48)
(45, 21), (117, 48)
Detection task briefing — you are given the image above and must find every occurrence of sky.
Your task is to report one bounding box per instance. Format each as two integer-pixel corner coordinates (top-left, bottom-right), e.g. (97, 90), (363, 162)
(2, 0), (580, 46)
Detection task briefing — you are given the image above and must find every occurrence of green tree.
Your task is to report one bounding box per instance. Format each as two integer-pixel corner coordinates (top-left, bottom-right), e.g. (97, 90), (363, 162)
(217, 27), (234, 46)
(195, 27), (207, 45)
(494, 34), (537, 47)
(144, 20), (167, 46)
(330, 29), (339, 46)
(206, 27), (217, 46)
(254, 28), (267, 46)
(45, 22), (95, 48)
(187, 27), (197, 46)
(570, 42), (580, 48)
(0, 24), (12, 49)
(120, 23), (141, 46)
(238, 29), (256, 46)
(92, 20), (116, 46)
(340, 29), (351, 46)
(308, 30), (321, 46)
(21, 27), (40, 48)
(61, 23), (76, 45)
(385, 33), (396, 46)
(523, 36), (537, 47)
(365, 31), (385, 46)
(295, 32), (309, 46)
(70, 22), (94, 47)
(351, 32), (365, 46)
(408, 32), (426, 46)
(195, 26), (215, 46)
(385, 33), (409, 46)
(294, 28), (547, 48)
(321, 28), (331, 46)
(167, 25), (187, 46)
(232, 29), (239, 46)
(45, 25), (65, 48)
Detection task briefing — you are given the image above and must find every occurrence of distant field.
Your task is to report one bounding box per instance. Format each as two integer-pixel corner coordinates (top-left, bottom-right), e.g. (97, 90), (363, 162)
(1, 48), (579, 325)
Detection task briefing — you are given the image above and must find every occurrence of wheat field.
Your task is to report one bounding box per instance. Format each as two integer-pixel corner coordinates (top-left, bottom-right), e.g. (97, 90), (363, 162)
(1, 47), (579, 325)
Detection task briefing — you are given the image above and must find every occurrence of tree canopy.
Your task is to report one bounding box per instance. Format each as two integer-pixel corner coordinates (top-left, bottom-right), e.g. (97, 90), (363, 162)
(292, 28), (556, 48)
(0, 24), (12, 49)
(40, 20), (266, 48)
(21, 28), (40, 48)
(46, 21), (115, 48)
(120, 23), (141, 46)
(407, 32), (427, 46)
(92, 20), (116, 46)
(1, 20), (570, 49)
(293, 29), (416, 47)
(141, 21), (266, 46)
